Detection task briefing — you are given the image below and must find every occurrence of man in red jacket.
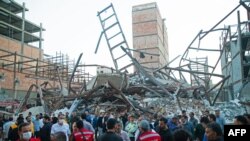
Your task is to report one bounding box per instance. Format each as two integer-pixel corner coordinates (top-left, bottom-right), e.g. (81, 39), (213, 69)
(17, 122), (40, 141)
(72, 120), (94, 141)
(138, 120), (161, 141)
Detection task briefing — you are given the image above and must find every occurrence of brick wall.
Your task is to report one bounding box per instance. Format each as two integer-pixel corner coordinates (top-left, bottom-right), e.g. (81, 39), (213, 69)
(0, 35), (68, 98)
(132, 2), (169, 70)
(0, 35), (43, 60)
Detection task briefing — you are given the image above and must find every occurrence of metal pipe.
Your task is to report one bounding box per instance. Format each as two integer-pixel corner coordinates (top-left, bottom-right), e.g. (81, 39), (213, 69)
(164, 66), (224, 78)
(69, 53), (83, 95)
(211, 76), (230, 106)
(200, 4), (241, 39)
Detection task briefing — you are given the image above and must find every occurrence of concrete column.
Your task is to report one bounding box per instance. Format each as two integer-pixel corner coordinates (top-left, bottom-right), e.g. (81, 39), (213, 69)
(39, 23), (43, 60)
(20, 2), (26, 70)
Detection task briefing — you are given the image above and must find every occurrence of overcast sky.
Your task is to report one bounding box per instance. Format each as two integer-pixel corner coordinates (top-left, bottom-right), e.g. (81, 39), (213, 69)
(14, 0), (247, 78)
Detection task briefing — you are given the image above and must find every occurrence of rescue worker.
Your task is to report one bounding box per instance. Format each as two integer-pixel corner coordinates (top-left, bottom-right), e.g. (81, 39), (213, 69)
(71, 120), (94, 141)
(137, 120), (161, 141)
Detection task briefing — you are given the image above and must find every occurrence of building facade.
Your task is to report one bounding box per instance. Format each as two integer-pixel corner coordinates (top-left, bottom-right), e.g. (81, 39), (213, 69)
(0, 0), (45, 99)
(220, 10), (250, 103)
(132, 2), (169, 71)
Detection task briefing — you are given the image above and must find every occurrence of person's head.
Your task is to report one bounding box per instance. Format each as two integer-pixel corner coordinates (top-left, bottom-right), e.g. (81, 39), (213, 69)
(99, 110), (105, 116)
(43, 114), (51, 124)
(76, 120), (84, 130)
(205, 123), (223, 141)
(139, 120), (150, 133)
(18, 122), (32, 141)
(215, 110), (220, 117)
(19, 114), (23, 118)
(159, 117), (168, 129)
(17, 118), (24, 126)
(52, 117), (58, 124)
(200, 116), (210, 128)
(106, 118), (117, 130)
(39, 113), (43, 119)
(58, 114), (65, 125)
(17, 114), (24, 122)
(173, 129), (193, 141)
(138, 115), (145, 123)
(25, 116), (31, 123)
(51, 131), (67, 141)
(128, 114), (135, 122)
(172, 116), (178, 124)
(115, 121), (123, 133)
(189, 112), (195, 118)
(234, 115), (248, 125)
(28, 112), (32, 116)
(181, 110), (187, 116)
(9, 117), (13, 121)
(72, 122), (78, 132)
(84, 110), (89, 115)
(208, 114), (216, 122)
(81, 113), (87, 120)
(181, 115), (188, 124)
(35, 114), (40, 120)
(204, 110), (210, 116)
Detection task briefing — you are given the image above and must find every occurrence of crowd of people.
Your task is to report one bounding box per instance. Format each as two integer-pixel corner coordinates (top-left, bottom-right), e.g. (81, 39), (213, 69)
(0, 109), (249, 141)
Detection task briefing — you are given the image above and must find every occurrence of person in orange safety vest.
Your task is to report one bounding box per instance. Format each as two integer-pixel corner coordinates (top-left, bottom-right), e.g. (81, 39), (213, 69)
(137, 120), (161, 141)
(72, 120), (94, 141)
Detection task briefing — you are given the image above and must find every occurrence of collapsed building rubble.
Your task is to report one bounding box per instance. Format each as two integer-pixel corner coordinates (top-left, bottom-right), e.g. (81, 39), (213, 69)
(0, 1), (249, 123)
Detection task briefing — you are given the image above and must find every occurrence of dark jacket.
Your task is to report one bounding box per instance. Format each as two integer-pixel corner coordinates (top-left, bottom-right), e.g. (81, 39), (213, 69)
(157, 128), (174, 141)
(97, 116), (104, 128)
(98, 131), (123, 141)
(40, 122), (52, 141)
(8, 123), (19, 141)
(194, 123), (205, 141)
(167, 121), (179, 132)
(92, 116), (98, 129)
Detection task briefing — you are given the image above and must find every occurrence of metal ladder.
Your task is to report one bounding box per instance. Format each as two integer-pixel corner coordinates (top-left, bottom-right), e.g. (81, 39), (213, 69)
(96, 3), (132, 72)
